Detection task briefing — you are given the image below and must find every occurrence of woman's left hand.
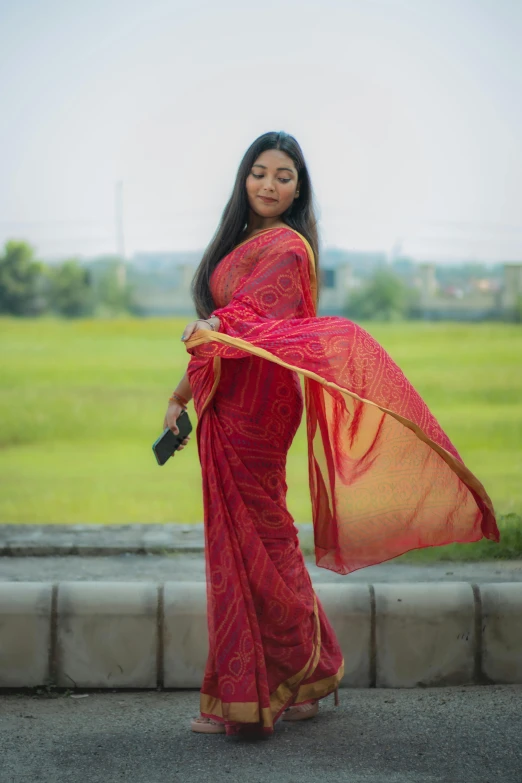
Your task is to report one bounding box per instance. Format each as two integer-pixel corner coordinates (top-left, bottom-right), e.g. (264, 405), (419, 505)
(181, 319), (213, 342)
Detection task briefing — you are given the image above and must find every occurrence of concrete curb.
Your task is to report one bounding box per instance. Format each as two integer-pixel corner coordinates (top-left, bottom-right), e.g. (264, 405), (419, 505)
(1, 581), (521, 689)
(0, 524), (315, 556)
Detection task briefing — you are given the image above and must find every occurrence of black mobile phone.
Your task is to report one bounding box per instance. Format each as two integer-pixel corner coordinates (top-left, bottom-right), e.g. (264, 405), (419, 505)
(152, 410), (193, 466)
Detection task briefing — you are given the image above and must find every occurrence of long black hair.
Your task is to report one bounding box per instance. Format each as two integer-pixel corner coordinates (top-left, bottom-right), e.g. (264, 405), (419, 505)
(191, 130), (321, 318)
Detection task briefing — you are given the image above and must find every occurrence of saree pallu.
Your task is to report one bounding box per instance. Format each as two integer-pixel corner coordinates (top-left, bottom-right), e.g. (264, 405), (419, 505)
(186, 226), (499, 735)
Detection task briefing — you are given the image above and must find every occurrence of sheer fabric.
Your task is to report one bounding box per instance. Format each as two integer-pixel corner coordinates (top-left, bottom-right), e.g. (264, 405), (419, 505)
(185, 226), (498, 735)
(187, 227), (498, 573)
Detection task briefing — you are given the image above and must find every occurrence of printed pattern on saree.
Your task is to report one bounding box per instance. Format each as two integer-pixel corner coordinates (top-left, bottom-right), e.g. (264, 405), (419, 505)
(185, 226), (498, 734)
(187, 228), (344, 735)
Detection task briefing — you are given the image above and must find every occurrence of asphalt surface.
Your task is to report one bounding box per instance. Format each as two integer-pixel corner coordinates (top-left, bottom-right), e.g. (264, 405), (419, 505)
(1, 553), (522, 583)
(1, 687), (521, 783)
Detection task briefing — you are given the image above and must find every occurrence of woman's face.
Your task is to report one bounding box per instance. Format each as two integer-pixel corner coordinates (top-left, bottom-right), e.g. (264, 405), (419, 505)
(245, 149), (299, 219)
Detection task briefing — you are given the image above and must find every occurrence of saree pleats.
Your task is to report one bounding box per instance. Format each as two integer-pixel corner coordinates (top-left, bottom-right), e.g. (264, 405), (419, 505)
(189, 353), (343, 735)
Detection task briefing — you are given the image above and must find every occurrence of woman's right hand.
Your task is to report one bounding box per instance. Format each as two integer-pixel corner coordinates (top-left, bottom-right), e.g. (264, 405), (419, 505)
(163, 402), (191, 452)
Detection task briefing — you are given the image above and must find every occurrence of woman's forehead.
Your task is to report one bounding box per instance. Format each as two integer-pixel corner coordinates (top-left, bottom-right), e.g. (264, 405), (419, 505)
(252, 149), (297, 171)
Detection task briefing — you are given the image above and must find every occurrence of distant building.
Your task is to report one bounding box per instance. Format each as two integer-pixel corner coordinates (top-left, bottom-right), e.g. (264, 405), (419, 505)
(416, 262), (522, 321)
(318, 263), (352, 314)
(129, 252), (201, 315)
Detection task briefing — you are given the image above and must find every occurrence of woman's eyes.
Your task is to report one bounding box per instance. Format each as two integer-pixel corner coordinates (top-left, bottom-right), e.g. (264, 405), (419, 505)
(251, 173), (291, 184)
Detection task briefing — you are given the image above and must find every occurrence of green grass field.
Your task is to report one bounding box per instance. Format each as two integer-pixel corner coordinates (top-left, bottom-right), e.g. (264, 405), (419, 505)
(1, 317), (521, 558)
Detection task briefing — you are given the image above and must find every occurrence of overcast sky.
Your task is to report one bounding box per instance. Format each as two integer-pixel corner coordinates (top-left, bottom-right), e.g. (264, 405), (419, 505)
(1, 0), (521, 262)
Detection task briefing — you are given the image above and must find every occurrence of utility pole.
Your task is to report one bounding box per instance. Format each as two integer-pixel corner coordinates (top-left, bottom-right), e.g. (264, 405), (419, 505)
(389, 238), (403, 266)
(115, 180), (126, 288)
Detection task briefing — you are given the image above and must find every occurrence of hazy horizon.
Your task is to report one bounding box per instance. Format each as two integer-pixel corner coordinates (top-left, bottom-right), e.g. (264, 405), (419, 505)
(1, 0), (521, 264)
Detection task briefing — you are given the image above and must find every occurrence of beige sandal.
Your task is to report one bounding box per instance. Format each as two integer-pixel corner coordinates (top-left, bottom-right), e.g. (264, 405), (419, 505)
(282, 699), (319, 722)
(282, 687), (339, 722)
(190, 716), (226, 734)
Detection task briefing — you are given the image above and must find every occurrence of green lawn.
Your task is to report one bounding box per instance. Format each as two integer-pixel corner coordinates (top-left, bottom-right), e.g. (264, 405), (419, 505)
(1, 318), (521, 549)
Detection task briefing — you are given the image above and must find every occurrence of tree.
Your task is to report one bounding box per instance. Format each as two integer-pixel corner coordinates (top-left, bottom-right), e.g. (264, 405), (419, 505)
(87, 256), (137, 315)
(346, 268), (419, 321)
(47, 259), (94, 317)
(0, 240), (46, 315)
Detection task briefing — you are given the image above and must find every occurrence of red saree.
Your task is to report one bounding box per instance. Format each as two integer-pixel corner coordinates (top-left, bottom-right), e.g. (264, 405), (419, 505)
(185, 226), (498, 735)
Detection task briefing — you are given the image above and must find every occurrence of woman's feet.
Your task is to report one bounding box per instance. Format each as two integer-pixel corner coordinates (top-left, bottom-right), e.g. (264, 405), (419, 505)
(282, 699), (319, 722)
(282, 687), (339, 722)
(190, 716), (226, 734)
(191, 688), (338, 731)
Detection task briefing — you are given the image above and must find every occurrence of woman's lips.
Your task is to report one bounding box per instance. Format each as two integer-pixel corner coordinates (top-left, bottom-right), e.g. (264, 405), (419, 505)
(258, 196), (277, 203)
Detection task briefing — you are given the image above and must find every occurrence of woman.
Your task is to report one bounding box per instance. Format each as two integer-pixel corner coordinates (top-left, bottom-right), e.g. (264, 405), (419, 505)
(164, 131), (499, 737)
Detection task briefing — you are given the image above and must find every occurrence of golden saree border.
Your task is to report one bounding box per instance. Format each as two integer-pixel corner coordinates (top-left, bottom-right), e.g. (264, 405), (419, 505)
(185, 327), (495, 526)
(199, 694), (272, 726)
(197, 355), (222, 418)
(269, 593), (321, 716)
(200, 663), (345, 725)
(200, 594), (323, 729)
(294, 660), (345, 704)
(268, 653), (314, 719)
(200, 658), (309, 729)
(308, 592), (322, 680)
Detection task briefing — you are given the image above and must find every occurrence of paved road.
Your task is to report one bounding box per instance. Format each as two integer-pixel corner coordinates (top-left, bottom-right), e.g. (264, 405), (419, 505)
(1, 687), (520, 783)
(1, 553), (522, 583)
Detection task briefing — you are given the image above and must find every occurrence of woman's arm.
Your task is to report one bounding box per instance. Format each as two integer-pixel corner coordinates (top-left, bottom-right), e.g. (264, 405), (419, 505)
(170, 369), (193, 404)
